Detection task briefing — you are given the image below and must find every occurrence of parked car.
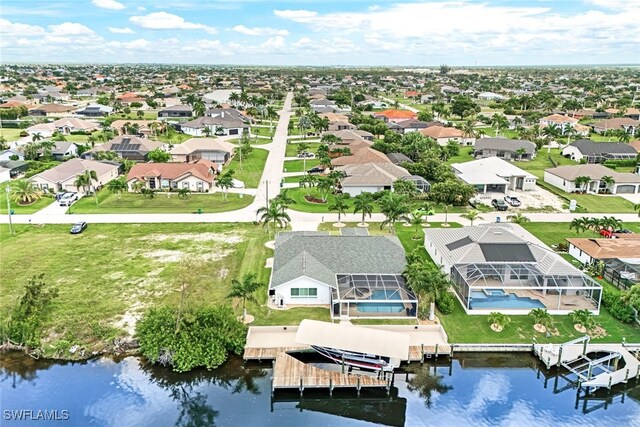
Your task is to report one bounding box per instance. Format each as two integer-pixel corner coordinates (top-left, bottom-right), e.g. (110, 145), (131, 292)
(614, 229), (633, 234)
(59, 192), (78, 206)
(297, 152), (315, 158)
(504, 195), (521, 207)
(491, 199), (509, 211)
(55, 191), (68, 201)
(307, 167), (324, 174)
(599, 229), (614, 238)
(70, 221), (87, 234)
(231, 179), (245, 189)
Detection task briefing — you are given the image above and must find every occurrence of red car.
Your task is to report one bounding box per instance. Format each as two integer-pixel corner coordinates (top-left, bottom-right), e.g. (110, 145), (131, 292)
(599, 229), (613, 238)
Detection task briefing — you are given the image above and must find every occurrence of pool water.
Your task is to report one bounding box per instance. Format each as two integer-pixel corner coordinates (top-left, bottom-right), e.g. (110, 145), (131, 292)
(469, 291), (546, 309)
(370, 289), (401, 300)
(357, 302), (405, 313)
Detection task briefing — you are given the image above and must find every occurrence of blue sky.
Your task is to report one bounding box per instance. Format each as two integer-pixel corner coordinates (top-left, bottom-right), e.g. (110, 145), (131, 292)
(1, 0), (638, 65)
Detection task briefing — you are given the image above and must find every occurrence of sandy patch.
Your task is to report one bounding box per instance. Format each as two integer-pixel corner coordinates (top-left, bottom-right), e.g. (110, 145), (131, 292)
(105, 271), (126, 281)
(143, 250), (185, 263)
(218, 268), (229, 279)
(141, 248), (232, 263)
(114, 302), (145, 337)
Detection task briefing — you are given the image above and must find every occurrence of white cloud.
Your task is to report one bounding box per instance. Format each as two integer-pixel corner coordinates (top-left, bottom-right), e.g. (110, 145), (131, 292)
(108, 26), (135, 34)
(273, 9), (318, 21)
(0, 18), (46, 36)
(48, 22), (95, 36)
(130, 12), (217, 34)
(91, 0), (125, 11)
(260, 36), (286, 50)
(232, 25), (289, 36)
(137, 6), (146, 11)
(292, 37), (312, 48)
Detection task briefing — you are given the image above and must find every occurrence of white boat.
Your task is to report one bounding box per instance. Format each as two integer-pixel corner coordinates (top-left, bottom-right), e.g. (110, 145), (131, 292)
(311, 345), (398, 372)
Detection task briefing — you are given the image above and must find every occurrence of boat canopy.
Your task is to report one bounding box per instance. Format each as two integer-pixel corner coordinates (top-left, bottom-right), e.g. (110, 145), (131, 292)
(295, 319), (410, 360)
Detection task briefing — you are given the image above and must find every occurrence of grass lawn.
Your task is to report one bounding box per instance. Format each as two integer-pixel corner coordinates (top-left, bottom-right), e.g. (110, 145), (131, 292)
(283, 158), (320, 173)
(111, 111), (158, 120)
(71, 190), (253, 214)
(521, 221), (640, 247)
(155, 133), (192, 145)
(0, 223), (282, 355)
(283, 175), (303, 184)
(251, 126), (274, 137)
(285, 142), (321, 157)
(537, 181), (637, 213)
(226, 147), (268, 188)
(1, 182), (55, 214)
(0, 128), (24, 142)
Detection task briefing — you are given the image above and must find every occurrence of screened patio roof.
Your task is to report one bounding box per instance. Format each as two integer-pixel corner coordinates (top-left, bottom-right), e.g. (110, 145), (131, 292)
(453, 263), (602, 289)
(334, 274), (417, 301)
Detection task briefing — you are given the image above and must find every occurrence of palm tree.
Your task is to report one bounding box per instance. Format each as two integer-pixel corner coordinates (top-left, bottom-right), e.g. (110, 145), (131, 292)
(10, 179), (43, 205)
(460, 209), (482, 226)
(403, 209), (425, 239)
(227, 273), (262, 323)
(178, 188), (190, 199)
(193, 100), (206, 117)
(256, 199), (291, 237)
(404, 261), (451, 320)
(574, 176), (591, 193)
(328, 193), (350, 225)
(379, 192), (410, 234)
(635, 203), (640, 218)
(488, 312), (511, 332)
(353, 192), (374, 226)
(529, 308), (553, 331)
(31, 132), (44, 142)
(569, 217), (588, 234)
(442, 204), (452, 227)
(299, 174), (316, 196)
(600, 176), (615, 194)
(273, 189), (296, 208)
(461, 118), (477, 140)
(507, 212), (530, 224)
(514, 147), (527, 160)
(74, 169), (98, 202)
(490, 113), (509, 136)
(315, 176), (334, 202)
(106, 177), (128, 199)
(570, 309), (596, 332)
(216, 170), (235, 200)
(184, 93), (198, 107)
(298, 114), (313, 139)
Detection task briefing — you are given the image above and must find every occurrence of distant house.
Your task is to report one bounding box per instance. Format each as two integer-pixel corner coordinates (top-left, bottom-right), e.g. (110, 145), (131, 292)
(180, 108), (249, 136)
(126, 160), (217, 193)
(336, 162), (429, 196)
(385, 152), (412, 165)
(26, 118), (98, 138)
(567, 237), (640, 266)
(82, 135), (164, 162)
(269, 231), (416, 319)
(323, 129), (373, 146)
(50, 141), (78, 160)
(373, 109), (417, 124)
(327, 121), (357, 132)
(0, 160), (28, 178)
(310, 98), (340, 113)
(0, 149), (25, 161)
(331, 146), (391, 167)
(451, 157), (537, 193)
(75, 104), (113, 117)
(169, 138), (234, 164)
(591, 118), (640, 135)
(561, 140), (638, 163)
(30, 158), (119, 193)
(396, 120), (436, 134)
(539, 114), (578, 135)
(423, 224), (602, 314)
(474, 138), (536, 161)
(29, 104), (76, 117)
(544, 164), (640, 195)
(0, 166), (10, 184)
(158, 105), (193, 119)
(420, 126), (475, 146)
(109, 119), (156, 137)
(477, 92), (505, 101)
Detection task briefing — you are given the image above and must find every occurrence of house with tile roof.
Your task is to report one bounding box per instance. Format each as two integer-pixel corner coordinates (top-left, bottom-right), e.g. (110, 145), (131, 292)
(169, 138), (234, 164)
(419, 126), (475, 146)
(126, 159), (217, 192)
(591, 118), (640, 135)
(373, 109), (418, 124)
(424, 224), (602, 314)
(452, 157), (537, 193)
(335, 162), (424, 196)
(566, 236), (640, 266)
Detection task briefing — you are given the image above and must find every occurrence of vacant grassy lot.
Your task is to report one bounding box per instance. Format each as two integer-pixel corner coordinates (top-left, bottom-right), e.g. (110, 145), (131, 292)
(226, 147), (268, 188)
(521, 221), (640, 247)
(285, 142), (321, 157)
(72, 191), (253, 214)
(283, 158), (320, 173)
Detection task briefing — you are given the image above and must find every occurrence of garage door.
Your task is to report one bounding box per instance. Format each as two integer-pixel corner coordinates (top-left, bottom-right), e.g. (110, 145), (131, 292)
(229, 129), (239, 135)
(615, 185), (636, 194)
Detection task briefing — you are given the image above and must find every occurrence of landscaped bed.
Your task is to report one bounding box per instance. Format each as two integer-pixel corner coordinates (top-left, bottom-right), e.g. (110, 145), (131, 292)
(1, 183), (55, 214)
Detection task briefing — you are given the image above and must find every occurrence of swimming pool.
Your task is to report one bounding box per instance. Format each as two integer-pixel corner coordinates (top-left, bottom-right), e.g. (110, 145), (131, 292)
(356, 302), (405, 313)
(370, 290), (401, 300)
(469, 291), (545, 310)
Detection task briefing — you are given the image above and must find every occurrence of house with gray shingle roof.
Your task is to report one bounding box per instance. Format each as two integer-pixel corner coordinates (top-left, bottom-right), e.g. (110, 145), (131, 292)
(562, 139), (637, 163)
(474, 138), (536, 161)
(270, 232), (416, 318)
(424, 224), (602, 315)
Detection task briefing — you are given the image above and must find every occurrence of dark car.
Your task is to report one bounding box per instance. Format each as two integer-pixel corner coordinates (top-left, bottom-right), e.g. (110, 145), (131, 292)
(504, 195), (522, 207)
(297, 152), (315, 158)
(55, 192), (68, 201)
(307, 167), (324, 174)
(70, 221), (87, 234)
(491, 199), (509, 211)
(614, 229), (633, 234)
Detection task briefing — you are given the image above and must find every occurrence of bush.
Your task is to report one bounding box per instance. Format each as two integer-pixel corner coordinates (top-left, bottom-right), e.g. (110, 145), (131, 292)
(602, 288), (634, 323)
(136, 305), (246, 372)
(436, 292), (456, 314)
(603, 159), (638, 168)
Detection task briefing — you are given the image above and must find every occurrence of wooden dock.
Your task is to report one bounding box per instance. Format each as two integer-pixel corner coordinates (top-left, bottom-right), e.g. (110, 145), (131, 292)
(244, 346), (309, 361)
(271, 352), (390, 394)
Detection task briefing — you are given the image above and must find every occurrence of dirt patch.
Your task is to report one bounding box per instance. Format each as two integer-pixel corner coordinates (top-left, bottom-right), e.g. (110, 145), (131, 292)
(141, 248), (233, 263)
(218, 268), (229, 279)
(304, 195), (326, 204)
(141, 232), (245, 244)
(143, 249), (185, 263)
(533, 324), (547, 333)
(589, 326), (608, 339)
(574, 324), (587, 333)
(490, 323), (503, 332)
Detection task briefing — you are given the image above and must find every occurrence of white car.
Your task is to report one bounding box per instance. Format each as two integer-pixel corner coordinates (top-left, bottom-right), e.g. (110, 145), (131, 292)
(232, 179), (245, 189)
(59, 192), (79, 206)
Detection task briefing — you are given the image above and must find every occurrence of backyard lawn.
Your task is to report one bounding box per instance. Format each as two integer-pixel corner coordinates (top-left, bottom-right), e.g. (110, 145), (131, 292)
(155, 133), (192, 145)
(71, 190), (253, 214)
(251, 126), (274, 137)
(283, 158), (320, 173)
(225, 147), (268, 188)
(1, 182), (55, 214)
(285, 142), (321, 157)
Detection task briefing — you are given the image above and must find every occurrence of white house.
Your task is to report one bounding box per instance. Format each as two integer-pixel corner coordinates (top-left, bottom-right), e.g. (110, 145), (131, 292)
(452, 157), (537, 193)
(0, 166), (10, 184)
(30, 158), (119, 193)
(544, 164), (640, 195)
(567, 237), (640, 265)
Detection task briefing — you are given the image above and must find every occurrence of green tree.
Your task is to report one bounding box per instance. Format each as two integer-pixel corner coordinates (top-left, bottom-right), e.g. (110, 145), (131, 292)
(216, 170), (235, 200)
(178, 188), (190, 199)
(353, 192), (374, 226)
(256, 199), (291, 237)
(569, 217), (588, 234)
(403, 209), (425, 239)
(148, 148), (170, 163)
(379, 192), (410, 234)
(107, 177), (128, 199)
(10, 179), (43, 205)
(507, 212), (530, 224)
(529, 308), (553, 329)
(574, 176), (591, 193)
(488, 312), (511, 332)
(570, 309), (596, 331)
(450, 96), (479, 119)
(328, 193), (350, 225)
(404, 261), (451, 320)
(228, 273), (262, 322)
(460, 209), (483, 226)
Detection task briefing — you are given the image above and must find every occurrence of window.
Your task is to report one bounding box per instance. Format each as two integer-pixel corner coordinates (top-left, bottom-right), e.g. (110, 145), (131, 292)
(291, 288), (318, 298)
(161, 179), (170, 189)
(182, 182), (189, 189)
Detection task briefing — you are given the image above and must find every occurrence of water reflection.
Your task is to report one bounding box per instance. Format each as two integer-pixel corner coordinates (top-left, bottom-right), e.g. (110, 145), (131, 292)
(405, 364), (453, 408)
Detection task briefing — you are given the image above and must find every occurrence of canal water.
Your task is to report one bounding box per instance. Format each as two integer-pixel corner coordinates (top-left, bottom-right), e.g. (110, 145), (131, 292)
(1, 352), (639, 427)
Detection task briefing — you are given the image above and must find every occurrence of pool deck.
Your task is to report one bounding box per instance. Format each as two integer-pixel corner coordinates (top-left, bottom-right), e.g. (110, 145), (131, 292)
(243, 324), (450, 362)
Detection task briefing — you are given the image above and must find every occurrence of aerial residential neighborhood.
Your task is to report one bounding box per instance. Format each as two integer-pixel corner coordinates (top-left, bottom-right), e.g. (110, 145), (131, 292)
(0, 0), (639, 425)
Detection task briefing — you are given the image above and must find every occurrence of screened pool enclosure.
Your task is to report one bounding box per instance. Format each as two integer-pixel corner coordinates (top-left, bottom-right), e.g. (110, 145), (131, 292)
(332, 274), (418, 319)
